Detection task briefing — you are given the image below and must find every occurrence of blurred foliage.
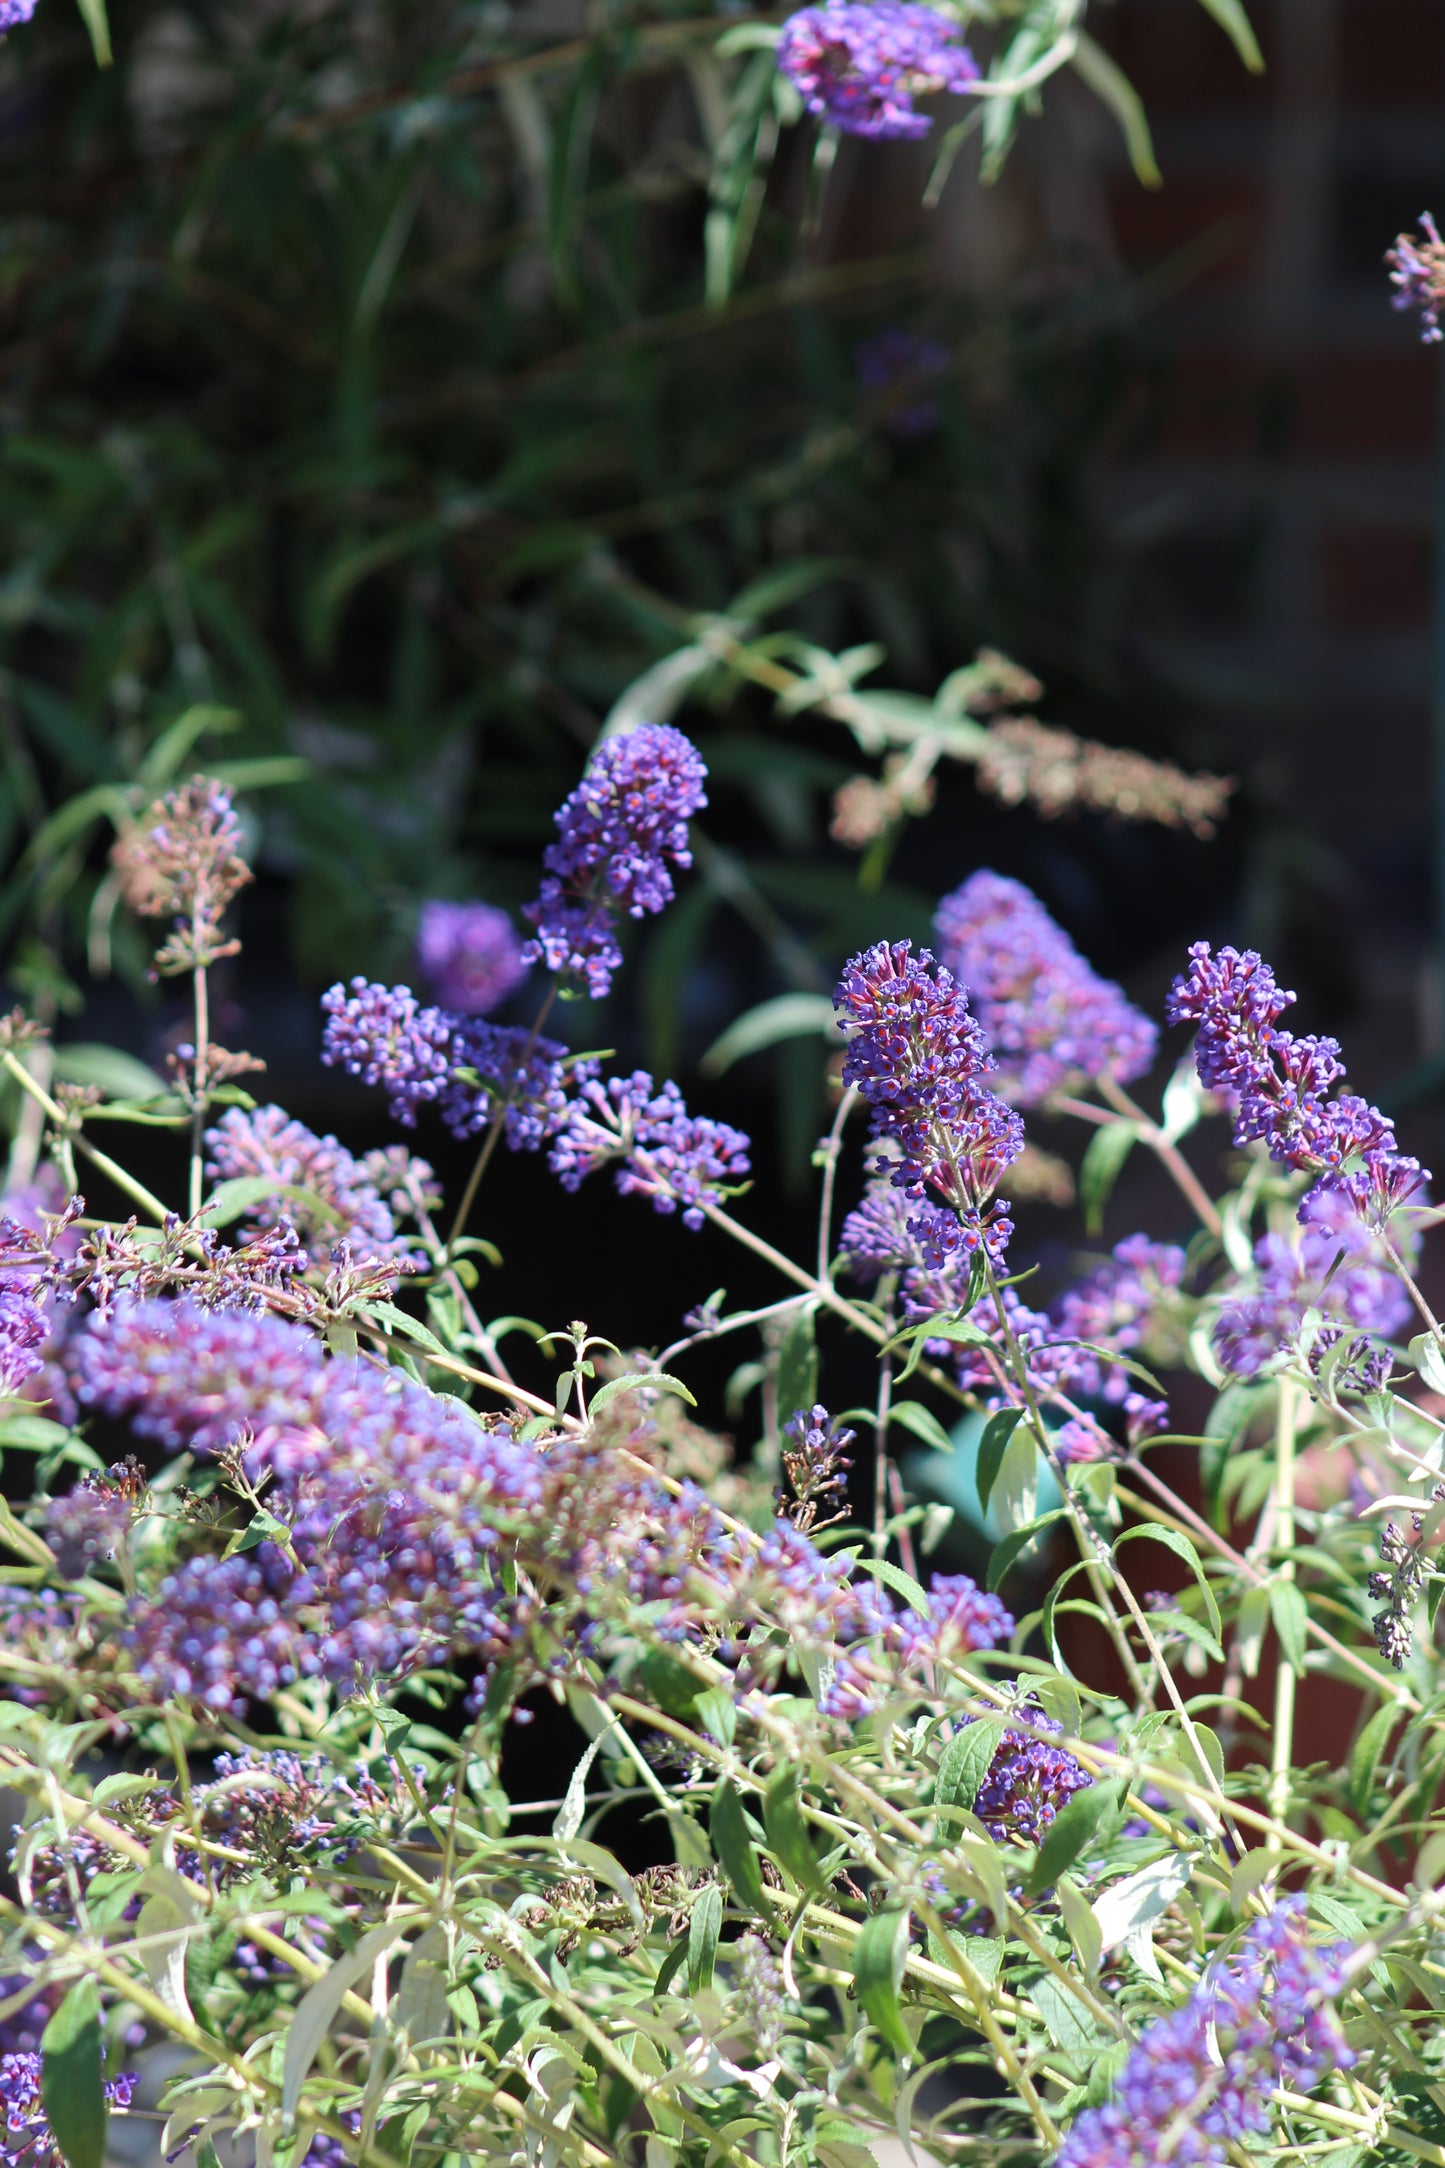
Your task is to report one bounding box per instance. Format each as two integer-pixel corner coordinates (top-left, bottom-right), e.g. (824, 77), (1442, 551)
(0, 0), (1251, 1088)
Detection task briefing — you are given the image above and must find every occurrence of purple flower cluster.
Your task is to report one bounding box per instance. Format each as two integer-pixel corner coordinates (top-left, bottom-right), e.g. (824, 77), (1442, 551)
(1167, 947), (1427, 1230)
(73, 1300), (990, 1717)
(0, 2055), (134, 2168)
(523, 725), (708, 999)
(890, 1576), (1014, 1670)
(841, 1199), (1178, 1441)
(0, 3), (38, 31)
(970, 1707), (1092, 1843)
(548, 1072), (751, 1229)
(320, 980), (452, 1126)
(933, 872), (1158, 1105)
(416, 900), (527, 1016)
(205, 1105), (426, 1267)
(834, 942), (1024, 1293)
(321, 982), (583, 1151)
(1053, 1898), (1353, 2168)
(1387, 212), (1445, 343)
(776, 2), (978, 139)
(1213, 1217), (1409, 1384)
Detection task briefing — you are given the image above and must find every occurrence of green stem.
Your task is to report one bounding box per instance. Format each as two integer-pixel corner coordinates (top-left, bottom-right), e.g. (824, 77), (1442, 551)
(1268, 1376), (1300, 1842)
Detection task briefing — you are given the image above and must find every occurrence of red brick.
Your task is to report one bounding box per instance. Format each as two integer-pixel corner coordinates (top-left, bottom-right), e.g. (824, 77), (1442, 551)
(1295, 348), (1438, 457)
(1107, 174), (1265, 292)
(1318, 521), (1433, 628)
(1338, 0), (1445, 107)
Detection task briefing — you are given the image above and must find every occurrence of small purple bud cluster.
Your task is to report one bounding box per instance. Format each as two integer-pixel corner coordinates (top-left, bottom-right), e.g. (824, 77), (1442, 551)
(523, 724), (708, 999)
(1052, 1898), (1353, 2168)
(969, 1707), (1092, 1843)
(321, 982), (586, 1151)
(1387, 213), (1445, 342)
(0, 2055), (134, 2168)
(776, 2), (978, 139)
(890, 1575), (1014, 1672)
(415, 899), (527, 1016)
(933, 872), (1158, 1105)
(548, 1072), (751, 1229)
(319, 981), (453, 1126)
(44, 1458), (145, 1578)
(0, 3), (38, 32)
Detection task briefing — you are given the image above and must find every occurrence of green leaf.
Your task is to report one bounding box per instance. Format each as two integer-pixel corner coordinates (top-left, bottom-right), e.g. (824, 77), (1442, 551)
(1030, 1780), (1125, 1895)
(776, 1304), (818, 1434)
(221, 1508), (292, 1561)
(50, 1045), (168, 1102)
(1117, 1524), (1223, 1648)
(1079, 1121), (1138, 1237)
(41, 1982), (106, 2168)
(1072, 34), (1160, 188)
(1349, 1701), (1400, 1819)
(853, 1908), (913, 2058)
(605, 647), (710, 736)
(976, 1407), (1023, 1513)
(853, 1555), (931, 1618)
(202, 1177), (339, 1230)
(702, 993), (840, 1078)
(1091, 1851), (1193, 1952)
(934, 1720), (1005, 1816)
(1268, 1580), (1308, 1672)
(1194, 0), (1265, 72)
(887, 1400), (954, 1457)
(73, 0), (112, 64)
(686, 1883), (722, 1994)
(987, 1509), (1067, 1593)
(281, 1924), (410, 2121)
(1029, 1972), (1102, 2057)
(1410, 1333), (1445, 1396)
(763, 1768), (826, 1894)
(588, 1371), (698, 1415)
(710, 1780), (767, 1912)
(694, 1687), (737, 1749)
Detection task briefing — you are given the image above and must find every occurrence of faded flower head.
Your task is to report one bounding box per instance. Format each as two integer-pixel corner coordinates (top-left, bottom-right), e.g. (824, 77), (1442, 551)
(523, 724), (708, 999)
(975, 717), (1233, 838)
(416, 900), (527, 1016)
(933, 871), (1157, 1104)
(1387, 212), (1445, 342)
(112, 776), (252, 975)
(777, 2), (978, 139)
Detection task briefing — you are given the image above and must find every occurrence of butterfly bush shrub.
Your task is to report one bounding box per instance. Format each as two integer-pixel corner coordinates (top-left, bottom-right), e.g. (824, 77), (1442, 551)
(2, 723), (1443, 2168)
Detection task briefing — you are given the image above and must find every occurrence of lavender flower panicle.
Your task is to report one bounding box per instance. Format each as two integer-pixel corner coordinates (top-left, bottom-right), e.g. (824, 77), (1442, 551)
(776, 2), (978, 139)
(933, 871), (1158, 1105)
(969, 1706), (1091, 1843)
(1213, 1222), (1410, 1383)
(833, 943), (1024, 1264)
(1052, 1898), (1353, 2168)
(523, 724), (708, 999)
(416, 900), (527, 1016)
(1167, 944), (1418, 1204)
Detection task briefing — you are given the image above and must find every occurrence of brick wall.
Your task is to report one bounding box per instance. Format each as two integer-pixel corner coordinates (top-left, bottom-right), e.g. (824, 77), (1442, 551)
(1096, 0), (1443, 894)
